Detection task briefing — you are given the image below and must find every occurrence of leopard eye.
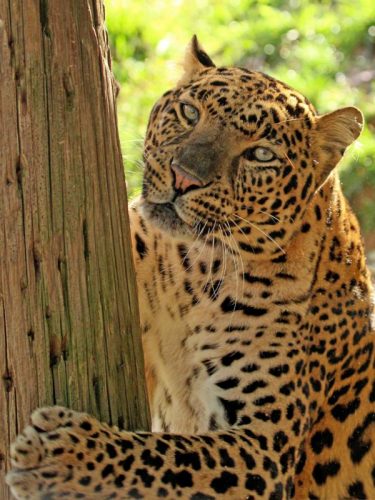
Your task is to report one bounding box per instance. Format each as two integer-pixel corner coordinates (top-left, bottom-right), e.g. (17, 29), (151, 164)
(253, 147), (275, 162)
(180, 103), (200, 125)
(242, 146), (276, 163)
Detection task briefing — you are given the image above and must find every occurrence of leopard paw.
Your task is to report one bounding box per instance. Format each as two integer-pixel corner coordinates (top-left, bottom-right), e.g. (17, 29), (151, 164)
(6, 406), (116, 499)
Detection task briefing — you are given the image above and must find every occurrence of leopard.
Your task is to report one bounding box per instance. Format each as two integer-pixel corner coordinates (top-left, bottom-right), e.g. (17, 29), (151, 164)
(6, 36), (375, 500)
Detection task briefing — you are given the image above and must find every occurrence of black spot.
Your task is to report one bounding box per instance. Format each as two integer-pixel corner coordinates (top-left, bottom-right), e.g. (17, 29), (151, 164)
(177, 244), (191, 271)
(353, 378), (368, 396)
(218, 398), (245, 425)
(155, 439), (169, 455)
(141, 449), (163, 470)
(241, 363), (260, 373)
(245, 473), (266, 495)
(106, 443), (117, 459)
(263, 456), (278, 478)
(114, 474), (125, 488)
(221, 296), (268, 316)
(79, 476), (91, 486)
(157, 488), (168, 497)
(114, 438), (134, 453)
(210, 80), (229, 87)
(201, 447), (216, 468)
(275, 272), (295, 281)
(221, 351), (245, 366)
(301, 173), (313, 199)
(218, 434), (237, 445)
(242, 379), (268, 393)
(210, 471), (238, 494)
(218, 448), (235, 467)
(310, 429), (333, 454)
(328, 384), (350, 405)
(271, 198), (282, 210)
(295, 450), (306, 474)
(101, 463), (114, 479)
(259, 350), (279, 359)
(331, 398), (360, 422)
(325, 270), (339, 283)
(135, 468), (155, 488)
(79, 421), (92, 432)
(119, 454), (135, 471)
(239, 447), (256, 469)
(269, 482), (284, 500)
(314, 205), (322, 221)
(86, 438), (96, 449)
(161, 469), (193, 488)
(312, 461), (340, 485)
(280, 381), (295, 395)
(271, 409), (281, 423)
(243, 428), (268, 450)
(175, 451), (201, 471)
(273, 431), (288, 452)
(41, 471), (58, 479)
(200, 435), (215, 447)
(348, 481), (366, 498)
(52, 447), (64, 456)
(253, 395), (276, 406)
(239, 241), (264, 254)
(135, 233), (148, 260)
(216, 377), (240, 389)
(347, 412), (375, 464)
(128, 488), (141, 498)
(286, 403), (294, 420)
(269, 364), (289, 377)
(283, 174), (298, 194)
(243, 274), (272, 286)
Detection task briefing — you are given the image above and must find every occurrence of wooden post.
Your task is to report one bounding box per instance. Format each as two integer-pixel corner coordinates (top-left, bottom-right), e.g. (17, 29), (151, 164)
(0, 1), (150, 496)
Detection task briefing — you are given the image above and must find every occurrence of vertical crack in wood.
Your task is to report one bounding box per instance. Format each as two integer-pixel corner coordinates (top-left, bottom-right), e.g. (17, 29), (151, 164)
(39, 0), (50, 37)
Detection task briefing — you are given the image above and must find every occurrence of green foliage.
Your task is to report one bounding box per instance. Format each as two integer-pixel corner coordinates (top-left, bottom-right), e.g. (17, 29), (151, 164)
(106, 0), (375, 241)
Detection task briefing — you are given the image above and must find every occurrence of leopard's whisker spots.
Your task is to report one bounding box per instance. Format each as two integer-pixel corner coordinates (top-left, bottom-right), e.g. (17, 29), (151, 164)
(152, 220), (208, 287)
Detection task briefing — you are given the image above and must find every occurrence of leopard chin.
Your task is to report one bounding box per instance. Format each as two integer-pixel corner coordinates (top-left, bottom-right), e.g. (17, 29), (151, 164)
(140, 198), (194, 238)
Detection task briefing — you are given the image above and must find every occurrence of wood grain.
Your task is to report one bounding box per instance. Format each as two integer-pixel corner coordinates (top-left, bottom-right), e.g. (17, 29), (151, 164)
(0, 1), (150, 496)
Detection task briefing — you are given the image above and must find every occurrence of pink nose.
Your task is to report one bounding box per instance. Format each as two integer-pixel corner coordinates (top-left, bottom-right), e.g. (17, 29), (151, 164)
(171, 163), (203, 193)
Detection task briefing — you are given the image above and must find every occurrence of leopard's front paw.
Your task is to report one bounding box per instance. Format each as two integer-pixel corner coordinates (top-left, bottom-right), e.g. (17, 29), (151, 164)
(10, 424), (45, 470)
(6, 406), (100, 499)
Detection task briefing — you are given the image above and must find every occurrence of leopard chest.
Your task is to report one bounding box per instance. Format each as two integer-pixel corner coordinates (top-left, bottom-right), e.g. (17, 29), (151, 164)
(137, 237), (313, 434)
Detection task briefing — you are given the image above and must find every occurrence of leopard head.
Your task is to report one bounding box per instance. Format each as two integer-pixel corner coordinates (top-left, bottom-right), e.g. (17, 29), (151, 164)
(141, 36), (363, 258)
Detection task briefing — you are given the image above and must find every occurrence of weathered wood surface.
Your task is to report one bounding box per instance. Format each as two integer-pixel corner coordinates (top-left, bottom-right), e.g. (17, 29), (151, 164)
(0, 1), (150, 496)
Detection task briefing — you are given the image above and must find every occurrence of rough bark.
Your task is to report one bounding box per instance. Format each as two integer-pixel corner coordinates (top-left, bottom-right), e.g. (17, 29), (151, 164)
(0, 1), (150, 497)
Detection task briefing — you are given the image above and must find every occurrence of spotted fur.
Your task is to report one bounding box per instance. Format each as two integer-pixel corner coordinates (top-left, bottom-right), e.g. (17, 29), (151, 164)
(7, 36), (375, 500)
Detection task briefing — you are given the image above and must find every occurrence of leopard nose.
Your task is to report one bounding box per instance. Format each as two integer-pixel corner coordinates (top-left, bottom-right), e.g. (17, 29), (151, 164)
(171, 162), (204, 194)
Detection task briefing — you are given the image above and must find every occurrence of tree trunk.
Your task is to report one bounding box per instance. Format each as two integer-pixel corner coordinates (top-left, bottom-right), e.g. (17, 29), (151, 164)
(0, 1), (150, 497)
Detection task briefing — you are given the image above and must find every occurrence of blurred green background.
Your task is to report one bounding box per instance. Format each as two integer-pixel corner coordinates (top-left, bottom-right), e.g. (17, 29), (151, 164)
(106, 0), (375, 258)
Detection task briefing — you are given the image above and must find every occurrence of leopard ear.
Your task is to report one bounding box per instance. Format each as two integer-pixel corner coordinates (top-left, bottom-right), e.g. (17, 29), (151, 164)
(178, 35), (215, 86)
(314, 106), (363, 182)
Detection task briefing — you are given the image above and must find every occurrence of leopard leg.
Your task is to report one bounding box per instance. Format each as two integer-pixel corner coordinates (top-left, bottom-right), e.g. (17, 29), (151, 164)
(7, 405), (291, 499)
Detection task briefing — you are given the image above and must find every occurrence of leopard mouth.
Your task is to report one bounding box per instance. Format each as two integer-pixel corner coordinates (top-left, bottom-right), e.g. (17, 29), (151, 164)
(141, 199), (194, 237)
